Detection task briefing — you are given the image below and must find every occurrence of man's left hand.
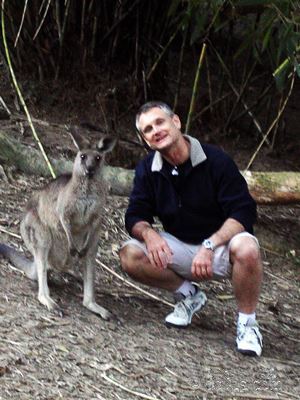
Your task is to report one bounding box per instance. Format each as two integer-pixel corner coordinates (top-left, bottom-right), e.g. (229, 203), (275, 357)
(191, 247), (214, 280)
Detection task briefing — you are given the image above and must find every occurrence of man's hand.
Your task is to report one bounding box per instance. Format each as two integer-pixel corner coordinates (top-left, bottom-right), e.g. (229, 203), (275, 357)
(143, 228), (173, 270)
(191, 246), (214, 280)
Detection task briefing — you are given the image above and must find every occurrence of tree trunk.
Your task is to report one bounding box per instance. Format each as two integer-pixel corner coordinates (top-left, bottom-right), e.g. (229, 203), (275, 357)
(1, 131), (300, 204)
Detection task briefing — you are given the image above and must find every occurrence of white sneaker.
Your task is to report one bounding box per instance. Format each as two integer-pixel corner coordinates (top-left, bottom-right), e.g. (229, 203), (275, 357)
(236, 319), (263, 357)
(165, 287), (207, 327)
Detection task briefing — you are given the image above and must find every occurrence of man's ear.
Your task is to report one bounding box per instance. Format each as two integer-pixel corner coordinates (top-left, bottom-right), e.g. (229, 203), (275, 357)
(172, 114), (181, 130)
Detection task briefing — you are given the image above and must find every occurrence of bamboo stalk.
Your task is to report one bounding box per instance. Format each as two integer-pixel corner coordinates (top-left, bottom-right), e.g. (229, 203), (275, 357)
(146, 26), (180, 81)
(173, 26), (188, 112)
(55, 0), (62, 40)
(212, 45), (269, 144)
(80, 0), (86, 44)
(55, 0), (71, 80)
(1, 0), (56, 179)
(14, 0), (28, 47)
(223, 61), (257, 132)
(205, 52), (213, 115)
(185, 42), (207, 135)
(33, 0), (52, 40)
(245, 71), (295, 171)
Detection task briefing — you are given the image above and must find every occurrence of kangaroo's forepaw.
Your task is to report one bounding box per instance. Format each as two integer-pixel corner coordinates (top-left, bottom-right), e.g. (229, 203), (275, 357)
(78, 247), (88, 258)
(69, 246), (78, 257)
(84, 301), (111, 320)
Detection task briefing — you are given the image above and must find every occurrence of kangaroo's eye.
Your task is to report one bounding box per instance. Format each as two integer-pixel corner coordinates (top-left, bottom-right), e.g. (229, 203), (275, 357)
(80, 153), (86, 160)
(96, 155), (101, 161)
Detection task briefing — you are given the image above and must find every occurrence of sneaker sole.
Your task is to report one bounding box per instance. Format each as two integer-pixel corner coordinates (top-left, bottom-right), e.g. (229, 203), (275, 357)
(165, 295), (207, 329)
(237, 348), (261, 357)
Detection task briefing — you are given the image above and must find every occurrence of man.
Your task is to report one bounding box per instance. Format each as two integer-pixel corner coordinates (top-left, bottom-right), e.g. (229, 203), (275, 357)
(119, 101), (263, 356)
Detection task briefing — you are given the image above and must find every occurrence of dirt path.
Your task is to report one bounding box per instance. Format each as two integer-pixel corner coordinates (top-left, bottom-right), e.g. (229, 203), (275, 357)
(0, 173), (299, 400)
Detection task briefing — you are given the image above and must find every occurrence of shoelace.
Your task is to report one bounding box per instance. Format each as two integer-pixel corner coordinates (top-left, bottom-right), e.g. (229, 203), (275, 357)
(239, 325), (262, 346)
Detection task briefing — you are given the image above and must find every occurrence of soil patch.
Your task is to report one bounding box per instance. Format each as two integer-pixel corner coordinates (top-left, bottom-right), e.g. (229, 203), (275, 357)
(0, 170), (299, 400)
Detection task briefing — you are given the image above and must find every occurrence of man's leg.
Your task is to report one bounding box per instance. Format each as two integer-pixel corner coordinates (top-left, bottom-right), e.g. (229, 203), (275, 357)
(230, 235), (263, 356)
(119, 241), (207, 327)
(230, 236), (262, 313)
(119, 244), (184, 291)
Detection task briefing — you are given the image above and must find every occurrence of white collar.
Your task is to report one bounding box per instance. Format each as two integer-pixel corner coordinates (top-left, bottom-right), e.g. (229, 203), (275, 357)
(151, 135), (207, 172)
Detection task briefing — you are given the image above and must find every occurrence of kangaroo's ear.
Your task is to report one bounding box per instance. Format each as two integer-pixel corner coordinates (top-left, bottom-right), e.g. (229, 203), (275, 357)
(68, 126), (89, 150)
(97, 136), (117, 153)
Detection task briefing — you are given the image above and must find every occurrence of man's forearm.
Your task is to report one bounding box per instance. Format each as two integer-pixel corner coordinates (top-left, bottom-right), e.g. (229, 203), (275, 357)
(209, 218), (245, 248)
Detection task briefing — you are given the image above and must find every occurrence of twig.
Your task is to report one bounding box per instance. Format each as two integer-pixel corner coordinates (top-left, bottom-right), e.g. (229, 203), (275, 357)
(101, 373), (163, 400)
(245, 71), (295, 171)
(220, 393), (285, 400)
(80, 0), (86, 44)
(99, 0), (141, 45)
(84, 382), (106, 400)
(0, 226), (21, 239)
(264, 269), (292, 284)
(1, 0), (56, 179)
(96, 258), (173, 308)
(277, 390), (300, 400)
(192, 92), (231, 121)
(185, 42), (207, 135)
(173, 26), (188, 112)
(0, 95), (11, 115)
(55, 0), (71, 80)
(33, 0), (52, 40)
(212, 44), (268, 144)
(14, 0), (28, 47)
(264, 357), (300, 368)
(223, 61), (257, 132)
(146, 26), (180, 81)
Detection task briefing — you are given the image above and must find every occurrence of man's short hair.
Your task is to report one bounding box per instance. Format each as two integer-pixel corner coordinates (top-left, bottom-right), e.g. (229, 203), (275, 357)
(135, 101), (174, 133)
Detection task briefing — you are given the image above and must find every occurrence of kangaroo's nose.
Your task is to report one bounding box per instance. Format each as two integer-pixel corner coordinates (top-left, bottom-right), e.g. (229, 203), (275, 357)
(85, 167), (95, 178)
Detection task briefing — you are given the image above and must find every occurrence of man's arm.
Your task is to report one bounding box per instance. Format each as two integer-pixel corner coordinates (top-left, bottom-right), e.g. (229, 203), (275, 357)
(131, 221), (173, 270)
(192, 217), (244, 280)
(192, 148), (256, 280)
(208, 217), (244, 248)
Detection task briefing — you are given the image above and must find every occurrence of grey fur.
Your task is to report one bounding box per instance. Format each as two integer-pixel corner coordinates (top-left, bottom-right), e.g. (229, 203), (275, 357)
(0, 128), (116, 319)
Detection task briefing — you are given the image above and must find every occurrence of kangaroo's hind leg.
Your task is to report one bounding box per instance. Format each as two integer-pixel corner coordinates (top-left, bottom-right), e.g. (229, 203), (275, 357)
(34, 248), (61, 313)
(82, 247), (111, 320)
(22, 213), (61, 313)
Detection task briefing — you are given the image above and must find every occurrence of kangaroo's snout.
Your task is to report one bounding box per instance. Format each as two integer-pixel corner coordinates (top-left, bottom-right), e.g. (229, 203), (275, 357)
(79, 152), (102, 178)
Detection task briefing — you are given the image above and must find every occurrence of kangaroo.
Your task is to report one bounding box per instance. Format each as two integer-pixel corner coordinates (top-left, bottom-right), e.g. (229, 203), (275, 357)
(0, 127), (116, 319)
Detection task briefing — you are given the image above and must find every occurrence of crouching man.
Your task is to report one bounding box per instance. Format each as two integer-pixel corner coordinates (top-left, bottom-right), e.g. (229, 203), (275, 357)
(119, 101), (263, 356)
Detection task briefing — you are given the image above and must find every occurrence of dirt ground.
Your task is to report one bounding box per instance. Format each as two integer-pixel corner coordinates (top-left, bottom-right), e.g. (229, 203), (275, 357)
(0, 159), (300, 400)
(0, 71), (300, 399)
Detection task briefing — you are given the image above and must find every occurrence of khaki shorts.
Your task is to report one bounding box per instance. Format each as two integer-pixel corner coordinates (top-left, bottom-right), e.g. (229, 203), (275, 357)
(122, 231), (259, 280)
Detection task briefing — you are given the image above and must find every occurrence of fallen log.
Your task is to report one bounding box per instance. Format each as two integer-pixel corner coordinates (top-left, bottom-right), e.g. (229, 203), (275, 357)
(1, 131), (300, 204)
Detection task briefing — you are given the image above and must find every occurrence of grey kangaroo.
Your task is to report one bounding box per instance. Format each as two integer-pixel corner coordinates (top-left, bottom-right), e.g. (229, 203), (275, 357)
(0, 127), (116, 319)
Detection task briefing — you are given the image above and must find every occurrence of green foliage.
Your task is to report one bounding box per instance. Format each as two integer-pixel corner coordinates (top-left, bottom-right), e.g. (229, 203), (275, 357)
(167, 0), (300, 90)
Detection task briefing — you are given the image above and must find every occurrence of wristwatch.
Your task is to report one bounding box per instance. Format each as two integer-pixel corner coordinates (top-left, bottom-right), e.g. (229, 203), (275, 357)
(202, 239), (216, 252)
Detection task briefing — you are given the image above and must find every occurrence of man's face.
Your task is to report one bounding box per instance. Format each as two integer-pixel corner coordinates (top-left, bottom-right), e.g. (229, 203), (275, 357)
(138, 107), (182, 151)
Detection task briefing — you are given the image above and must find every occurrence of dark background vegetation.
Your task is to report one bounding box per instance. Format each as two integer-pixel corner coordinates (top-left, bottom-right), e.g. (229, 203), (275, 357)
(1, 0), (300, 171)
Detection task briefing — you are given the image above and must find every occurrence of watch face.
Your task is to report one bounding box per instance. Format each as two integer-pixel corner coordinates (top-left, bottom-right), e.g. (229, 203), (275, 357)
(203, 239), (214, 250)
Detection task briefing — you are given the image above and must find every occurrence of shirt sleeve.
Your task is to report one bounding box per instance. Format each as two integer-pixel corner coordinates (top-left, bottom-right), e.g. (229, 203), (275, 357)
(214, 153), (257, 233)
(125, 161), (156, 236)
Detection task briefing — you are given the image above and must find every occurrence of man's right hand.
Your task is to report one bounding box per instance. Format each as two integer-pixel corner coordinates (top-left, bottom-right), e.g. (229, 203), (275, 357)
(142, 227), (173, 270)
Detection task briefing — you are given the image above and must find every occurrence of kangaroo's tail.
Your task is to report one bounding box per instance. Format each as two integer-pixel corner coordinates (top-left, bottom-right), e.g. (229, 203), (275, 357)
(0, 244), (36, 280)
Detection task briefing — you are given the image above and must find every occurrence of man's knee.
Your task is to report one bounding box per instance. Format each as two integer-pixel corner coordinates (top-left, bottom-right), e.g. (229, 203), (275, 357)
(230, 237), (261, 271)
(119, 244), (147, 275)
